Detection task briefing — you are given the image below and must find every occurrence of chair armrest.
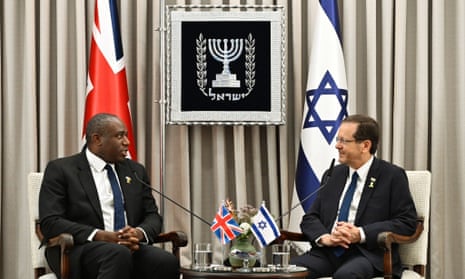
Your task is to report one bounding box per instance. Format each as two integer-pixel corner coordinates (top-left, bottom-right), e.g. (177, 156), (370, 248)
(47, 234), (74, 279)
(153, 231), (188, 259)
(271, 230), (308, 245)
(47, 233), (74, 250)
(378, 218), (424, 247)
(35, 220), (73, 279)
(377, 217), (424, 279)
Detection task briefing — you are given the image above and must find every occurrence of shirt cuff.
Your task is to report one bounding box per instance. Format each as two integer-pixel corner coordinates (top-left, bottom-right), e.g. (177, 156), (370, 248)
(136, 227), (149, 244)
(315, 233), (330, 247)
(88, 229), (98, 242)
(359, 227), (366, 243)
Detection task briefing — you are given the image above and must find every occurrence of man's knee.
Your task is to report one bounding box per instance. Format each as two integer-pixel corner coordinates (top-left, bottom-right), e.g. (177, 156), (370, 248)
(108, 244), (133, 265)
(160, 251), (179, 267)
(80, 243), (133, 279)
(132, 246), (179, 278)
(333, 261), (374, 279)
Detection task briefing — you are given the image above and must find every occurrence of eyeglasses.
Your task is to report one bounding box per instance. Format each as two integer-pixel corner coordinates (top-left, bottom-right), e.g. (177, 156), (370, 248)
(335, 137), (358, 144)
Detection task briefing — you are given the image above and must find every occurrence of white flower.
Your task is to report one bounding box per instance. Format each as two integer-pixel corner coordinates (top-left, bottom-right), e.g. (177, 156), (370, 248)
(240, 222), (251, 234)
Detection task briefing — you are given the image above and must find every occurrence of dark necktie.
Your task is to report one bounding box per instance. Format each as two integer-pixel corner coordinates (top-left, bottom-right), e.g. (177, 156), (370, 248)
(334, 171), (358, 256)
(338, 172), (359, 222)
(105, 164), (125, 230)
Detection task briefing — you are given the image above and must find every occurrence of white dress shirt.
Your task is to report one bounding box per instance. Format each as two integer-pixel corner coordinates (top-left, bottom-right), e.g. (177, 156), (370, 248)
(85, 149), (149, 243)
(85, 149), (128, 241)
(316, 156), (374, 246)
(331, 156), (374, 243)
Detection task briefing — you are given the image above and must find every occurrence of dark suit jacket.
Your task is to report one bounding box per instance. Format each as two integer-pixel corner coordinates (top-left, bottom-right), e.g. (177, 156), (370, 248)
(39, 150), (163, 275)
(300, 157), (417, 277)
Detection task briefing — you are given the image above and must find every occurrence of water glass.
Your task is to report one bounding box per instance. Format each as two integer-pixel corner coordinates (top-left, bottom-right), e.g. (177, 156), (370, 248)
(192, 243), (212, 270)
(272, 244), (290, 270)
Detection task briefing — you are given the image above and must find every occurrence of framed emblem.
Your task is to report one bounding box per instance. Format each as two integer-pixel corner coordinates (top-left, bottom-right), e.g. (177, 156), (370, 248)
(166, 5), (286, 125)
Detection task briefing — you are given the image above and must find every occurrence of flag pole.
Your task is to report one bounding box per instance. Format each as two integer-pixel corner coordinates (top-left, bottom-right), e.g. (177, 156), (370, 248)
(260, 200), (266, 267)
(158, 0), (166, 217)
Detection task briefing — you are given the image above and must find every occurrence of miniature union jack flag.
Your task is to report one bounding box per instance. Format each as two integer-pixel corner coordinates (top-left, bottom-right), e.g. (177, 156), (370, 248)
(210, 204), (242, 244)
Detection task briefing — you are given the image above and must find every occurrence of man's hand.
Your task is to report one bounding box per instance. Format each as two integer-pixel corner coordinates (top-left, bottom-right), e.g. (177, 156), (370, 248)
(116, 226), (143, 251)
(93, 226), (143, 252)
(319, 233), (342, 247)
(319, 232), (351, 248)
(332, 222), (361, 247)
(93, 230), (120, 243)
(318, 222), (361, 248)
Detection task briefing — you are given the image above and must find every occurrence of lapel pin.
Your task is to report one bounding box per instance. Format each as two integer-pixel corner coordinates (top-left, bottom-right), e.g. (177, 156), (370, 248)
(125, 176), (132, 184)
(368, 177), (376, 188)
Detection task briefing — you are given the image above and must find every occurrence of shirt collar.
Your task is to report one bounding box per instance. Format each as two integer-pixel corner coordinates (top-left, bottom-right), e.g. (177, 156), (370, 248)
(86, 148), (111, 172)
(349, 155), (374, 181)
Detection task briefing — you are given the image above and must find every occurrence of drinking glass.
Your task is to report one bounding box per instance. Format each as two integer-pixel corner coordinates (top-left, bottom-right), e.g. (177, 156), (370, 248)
(272, 244), (290, 270)
(192, 243), (212, 271)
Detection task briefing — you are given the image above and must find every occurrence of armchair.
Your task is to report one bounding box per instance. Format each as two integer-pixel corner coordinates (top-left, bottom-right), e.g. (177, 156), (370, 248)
(274, 170), (431, 279)
(28, 172), (188, 279)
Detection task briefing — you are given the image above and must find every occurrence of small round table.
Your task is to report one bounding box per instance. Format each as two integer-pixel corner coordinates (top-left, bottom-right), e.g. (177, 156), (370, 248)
(180, 266), (309, 279)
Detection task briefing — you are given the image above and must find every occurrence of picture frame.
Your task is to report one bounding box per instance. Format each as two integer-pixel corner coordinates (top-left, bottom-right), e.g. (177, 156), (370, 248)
(165, 5), (286, 125)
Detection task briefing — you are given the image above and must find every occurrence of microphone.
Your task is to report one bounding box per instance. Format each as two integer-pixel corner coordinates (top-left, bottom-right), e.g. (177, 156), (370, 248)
(320, 158), (336, 185)
(276, 158), (336, 221)
(132, 171), (212, 227)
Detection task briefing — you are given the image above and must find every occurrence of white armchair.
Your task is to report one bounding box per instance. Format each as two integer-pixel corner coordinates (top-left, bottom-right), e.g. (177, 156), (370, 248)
(28, 172), (72, 279)
(376, 170), (431, 278)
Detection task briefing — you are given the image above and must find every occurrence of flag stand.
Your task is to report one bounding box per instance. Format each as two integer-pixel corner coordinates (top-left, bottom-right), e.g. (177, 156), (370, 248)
(221, 245), (226, 266)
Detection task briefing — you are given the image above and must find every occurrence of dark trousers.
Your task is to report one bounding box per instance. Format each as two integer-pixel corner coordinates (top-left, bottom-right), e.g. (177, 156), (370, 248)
(46, 241), (179, 279)
(290, 246), (386, 279)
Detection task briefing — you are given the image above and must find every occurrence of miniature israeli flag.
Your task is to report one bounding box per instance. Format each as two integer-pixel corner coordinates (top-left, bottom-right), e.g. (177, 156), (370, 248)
(251, 205), (281, 247)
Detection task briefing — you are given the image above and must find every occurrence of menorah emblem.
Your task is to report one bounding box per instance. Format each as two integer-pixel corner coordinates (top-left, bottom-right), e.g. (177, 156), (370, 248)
(208, 38), (244, 88)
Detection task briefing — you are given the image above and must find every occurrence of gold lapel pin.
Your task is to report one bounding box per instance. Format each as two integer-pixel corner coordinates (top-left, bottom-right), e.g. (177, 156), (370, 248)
(368, 177), (376, 188)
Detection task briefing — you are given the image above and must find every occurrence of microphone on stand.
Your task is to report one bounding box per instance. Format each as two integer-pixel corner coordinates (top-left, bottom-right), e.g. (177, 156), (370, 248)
(275, 158), (336, 221)
(132, 171), (212, 227)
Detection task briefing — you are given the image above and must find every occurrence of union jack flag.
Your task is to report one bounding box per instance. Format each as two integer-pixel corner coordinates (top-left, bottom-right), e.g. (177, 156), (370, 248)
(210, 204), (242, 244)
(83, 0), (137, 160)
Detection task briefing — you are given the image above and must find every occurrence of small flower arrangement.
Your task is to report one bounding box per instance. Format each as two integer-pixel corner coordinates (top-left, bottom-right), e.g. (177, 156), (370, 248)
(225, 199), (258, 240)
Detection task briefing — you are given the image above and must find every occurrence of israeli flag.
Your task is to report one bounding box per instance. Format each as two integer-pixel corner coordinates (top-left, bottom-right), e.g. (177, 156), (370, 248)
(288, 0), (348, 253)
(251, 205), (281, 247)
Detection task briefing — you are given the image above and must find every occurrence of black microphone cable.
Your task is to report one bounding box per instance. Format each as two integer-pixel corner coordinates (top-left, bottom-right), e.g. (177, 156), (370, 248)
(132, 171), (212, 227)
(275, 158), (335, 221)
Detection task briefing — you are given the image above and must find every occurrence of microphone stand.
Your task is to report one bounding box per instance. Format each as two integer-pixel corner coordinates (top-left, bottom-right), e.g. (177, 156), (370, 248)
(275, 158), (336, 222)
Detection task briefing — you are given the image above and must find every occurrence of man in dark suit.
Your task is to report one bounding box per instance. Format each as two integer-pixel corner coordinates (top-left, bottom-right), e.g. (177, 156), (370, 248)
(39, 113), (179, 279)
(291, 114), (417, 279)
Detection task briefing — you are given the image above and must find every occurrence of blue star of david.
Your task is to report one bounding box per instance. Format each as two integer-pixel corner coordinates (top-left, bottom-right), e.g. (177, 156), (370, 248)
(303, 70), (348, 144)
(258, 220), (267, 229)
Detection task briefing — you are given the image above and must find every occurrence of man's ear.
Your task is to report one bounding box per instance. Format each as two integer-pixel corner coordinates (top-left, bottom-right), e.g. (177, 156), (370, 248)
(362, 139), (372, 153)
(91, 133), (103, 146)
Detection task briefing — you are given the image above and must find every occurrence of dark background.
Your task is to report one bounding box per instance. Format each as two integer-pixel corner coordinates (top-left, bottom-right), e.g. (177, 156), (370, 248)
(181, 21), (271, 111)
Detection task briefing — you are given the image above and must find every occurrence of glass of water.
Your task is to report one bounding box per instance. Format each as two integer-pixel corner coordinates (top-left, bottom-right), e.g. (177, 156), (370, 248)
(272, 243), (290, 271)
(192, 243), (212, 271)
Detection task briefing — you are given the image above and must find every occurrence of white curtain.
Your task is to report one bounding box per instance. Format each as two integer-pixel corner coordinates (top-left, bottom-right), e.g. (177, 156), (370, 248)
(1, 0), (463, 278)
